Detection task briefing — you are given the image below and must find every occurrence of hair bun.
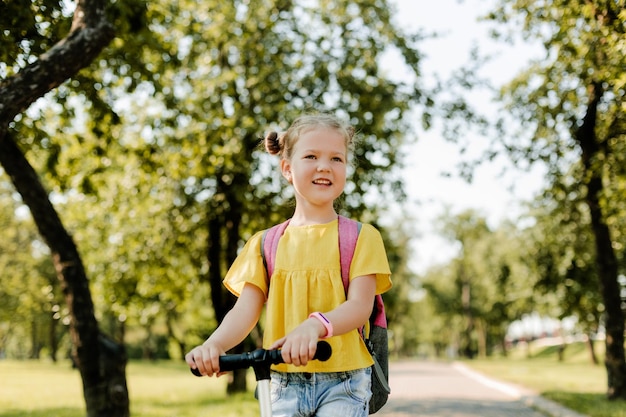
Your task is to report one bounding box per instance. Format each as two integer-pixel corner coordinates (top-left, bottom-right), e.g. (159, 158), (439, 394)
(264, 131), (281, 155)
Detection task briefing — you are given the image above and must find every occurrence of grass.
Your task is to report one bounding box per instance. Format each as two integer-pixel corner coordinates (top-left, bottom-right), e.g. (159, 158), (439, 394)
(462, 339), (626, 417)
(0, 359), (259, 417)
(2, 341), (625, 417)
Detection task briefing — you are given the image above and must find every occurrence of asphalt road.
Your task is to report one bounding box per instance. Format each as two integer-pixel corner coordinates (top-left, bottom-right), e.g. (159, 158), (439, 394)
(376, 360), (589, 417)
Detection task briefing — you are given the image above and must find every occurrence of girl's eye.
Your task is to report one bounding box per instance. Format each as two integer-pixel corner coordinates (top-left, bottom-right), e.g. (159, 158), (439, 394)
(332, 157), (344, 162)
(304, 155), (316, 159)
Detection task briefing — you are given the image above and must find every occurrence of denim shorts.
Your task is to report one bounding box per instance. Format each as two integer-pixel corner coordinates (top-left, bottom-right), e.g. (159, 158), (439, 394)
(270, 367), (371, 417)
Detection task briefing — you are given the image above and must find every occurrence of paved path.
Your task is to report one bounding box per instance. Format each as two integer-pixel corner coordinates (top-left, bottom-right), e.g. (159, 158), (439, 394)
(376, 360), (589, 417)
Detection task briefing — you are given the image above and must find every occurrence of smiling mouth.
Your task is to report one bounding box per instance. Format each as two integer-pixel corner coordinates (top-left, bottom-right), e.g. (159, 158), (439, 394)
(313, 179), (332, 186)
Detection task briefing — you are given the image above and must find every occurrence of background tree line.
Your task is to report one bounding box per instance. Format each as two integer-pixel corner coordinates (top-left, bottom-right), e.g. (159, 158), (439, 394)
(1, 0), (624, 416)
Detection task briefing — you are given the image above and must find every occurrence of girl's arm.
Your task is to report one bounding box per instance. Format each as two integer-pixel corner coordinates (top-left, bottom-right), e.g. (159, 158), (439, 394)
(270, 274), (376, 366)
(185, 283), (265, 376)
(324, 273), (376, 334)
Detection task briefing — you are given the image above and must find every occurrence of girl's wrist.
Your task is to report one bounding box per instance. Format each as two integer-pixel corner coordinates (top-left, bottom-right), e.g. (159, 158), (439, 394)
(308, 312), (333, 339)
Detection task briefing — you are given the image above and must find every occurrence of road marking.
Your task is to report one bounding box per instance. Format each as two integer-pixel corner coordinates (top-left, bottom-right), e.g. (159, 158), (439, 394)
(452, 362), (523, 399)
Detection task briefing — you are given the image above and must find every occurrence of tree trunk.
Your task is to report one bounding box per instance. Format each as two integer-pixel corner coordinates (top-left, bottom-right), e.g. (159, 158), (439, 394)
(207, 210), (248, 393)
(575, 81), (626, 400)
(475, 319), (487, 358)
(204, 171), (253, 394)
(0, 132), (130, 416)
(30, 320), (40, 359)
(587, 334), (599, 366)
(557, 344), (566, 362)
(165, 312), (187, 361)
(207, 216), (232, 322)
(223, 175), (252, 392)
(0, 1), (129, 413)
(49, 312), (58, 362)
(460, 272), (475, 359)
(142, 321), (156, 360)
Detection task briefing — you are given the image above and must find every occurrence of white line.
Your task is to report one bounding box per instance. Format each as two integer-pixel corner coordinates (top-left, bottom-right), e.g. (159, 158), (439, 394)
(452, 362), (523, 399)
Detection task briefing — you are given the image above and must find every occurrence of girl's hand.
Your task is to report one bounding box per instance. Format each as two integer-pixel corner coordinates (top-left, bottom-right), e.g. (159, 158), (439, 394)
(270, 317), (325, 366)
(185, 342), (227, 377)
(185, 283), (265, 377)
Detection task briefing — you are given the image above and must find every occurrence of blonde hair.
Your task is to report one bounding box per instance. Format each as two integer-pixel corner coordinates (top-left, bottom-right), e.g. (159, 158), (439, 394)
(264, 113), (355, 160)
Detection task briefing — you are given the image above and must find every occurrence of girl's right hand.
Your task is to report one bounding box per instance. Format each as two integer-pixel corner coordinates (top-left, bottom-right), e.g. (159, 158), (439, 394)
(185, 342), (226, 377)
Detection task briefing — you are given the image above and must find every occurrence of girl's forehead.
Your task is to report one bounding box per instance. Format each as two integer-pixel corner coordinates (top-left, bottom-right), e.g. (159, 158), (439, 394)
(296, 127), (347, 149)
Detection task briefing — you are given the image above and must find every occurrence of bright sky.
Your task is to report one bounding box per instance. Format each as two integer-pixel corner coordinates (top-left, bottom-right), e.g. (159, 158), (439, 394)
(389, 0), (546, 274)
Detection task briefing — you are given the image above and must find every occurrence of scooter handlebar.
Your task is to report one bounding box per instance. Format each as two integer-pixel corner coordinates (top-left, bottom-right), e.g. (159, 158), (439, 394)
(190, 340), (332, 376)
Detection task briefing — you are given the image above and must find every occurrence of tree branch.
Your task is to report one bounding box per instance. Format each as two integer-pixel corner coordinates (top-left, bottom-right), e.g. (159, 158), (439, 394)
(0, 0), (114, 125)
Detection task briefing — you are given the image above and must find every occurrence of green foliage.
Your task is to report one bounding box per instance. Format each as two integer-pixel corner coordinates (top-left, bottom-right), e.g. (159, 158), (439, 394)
(2, 0), (429, 368)
(0, 0), (70, 74)
(522, 178), (604, 336)
(484, 0), (626, 237)
(374, 210), (422, 357)
(0, 183), (67, 360)
(422, 210), (537, 357)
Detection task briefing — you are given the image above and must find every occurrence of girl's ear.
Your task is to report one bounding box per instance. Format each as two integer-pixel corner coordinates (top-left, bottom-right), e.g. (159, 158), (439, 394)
(280, 159), (292, 183)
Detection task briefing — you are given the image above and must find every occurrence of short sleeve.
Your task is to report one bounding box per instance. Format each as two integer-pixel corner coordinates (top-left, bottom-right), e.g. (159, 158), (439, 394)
(223, 231), (268, 298)
(350, 223), (392, 294)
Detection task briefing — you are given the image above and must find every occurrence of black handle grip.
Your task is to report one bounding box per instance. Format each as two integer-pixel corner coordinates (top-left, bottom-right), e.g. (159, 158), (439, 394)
(190, 340), (331, 376)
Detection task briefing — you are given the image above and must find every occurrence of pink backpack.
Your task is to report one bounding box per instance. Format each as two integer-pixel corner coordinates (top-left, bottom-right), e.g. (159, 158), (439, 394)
(261, 215), (390, 414)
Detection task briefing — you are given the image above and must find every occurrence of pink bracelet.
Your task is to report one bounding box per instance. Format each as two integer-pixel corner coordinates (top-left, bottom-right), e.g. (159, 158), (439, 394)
(309, 312), (333, 339)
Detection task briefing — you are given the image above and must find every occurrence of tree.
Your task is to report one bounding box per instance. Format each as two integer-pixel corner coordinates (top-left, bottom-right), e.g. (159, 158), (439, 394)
(484, 0), (626, 399)
(375, 210), (422, 357)
(3, 0), (429, 400)
(524, 177), (604, 364)
(422, 262), (466, 357)
(441, 211), (492, 358)
(0, 0), (130, 415)
(125, 0), (426, 392)
(423, 210), (536, 358)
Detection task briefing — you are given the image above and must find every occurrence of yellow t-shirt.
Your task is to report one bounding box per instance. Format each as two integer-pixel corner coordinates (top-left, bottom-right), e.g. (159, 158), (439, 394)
(223, 219), (392, 373)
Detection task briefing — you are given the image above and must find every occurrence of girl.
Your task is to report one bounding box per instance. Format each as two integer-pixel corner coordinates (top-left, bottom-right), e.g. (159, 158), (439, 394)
(186, 113), (392, 417)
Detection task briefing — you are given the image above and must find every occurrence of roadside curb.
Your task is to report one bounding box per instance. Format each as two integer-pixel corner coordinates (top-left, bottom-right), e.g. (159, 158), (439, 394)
(523, 395), (590, 417)
(452, 362), (590, 417)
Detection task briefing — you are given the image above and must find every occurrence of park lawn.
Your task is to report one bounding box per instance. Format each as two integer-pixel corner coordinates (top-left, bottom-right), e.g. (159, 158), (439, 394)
(0, 359), (259, 417)
(2, 341), (626, 417)
(463, 340), (626, 417)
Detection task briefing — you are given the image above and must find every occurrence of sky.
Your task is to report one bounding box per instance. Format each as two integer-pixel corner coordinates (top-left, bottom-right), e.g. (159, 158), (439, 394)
(388, 0), (546, 274)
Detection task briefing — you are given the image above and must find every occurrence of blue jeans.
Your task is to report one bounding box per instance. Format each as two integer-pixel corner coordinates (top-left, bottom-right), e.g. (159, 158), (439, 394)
(270, 367), (371, 417)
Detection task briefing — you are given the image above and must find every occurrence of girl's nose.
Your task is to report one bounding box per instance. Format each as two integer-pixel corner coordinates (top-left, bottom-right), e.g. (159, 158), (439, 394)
(317, 161), (330, 172)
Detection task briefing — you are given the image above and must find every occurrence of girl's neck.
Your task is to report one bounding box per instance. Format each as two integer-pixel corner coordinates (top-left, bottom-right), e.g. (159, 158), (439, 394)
(290, 207), (338, 226)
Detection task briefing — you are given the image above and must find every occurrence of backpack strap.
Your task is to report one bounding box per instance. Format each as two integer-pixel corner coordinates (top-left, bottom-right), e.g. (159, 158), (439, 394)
(372, 293), (387, 328)
(261, 219), (290, 279)
(338, 216), (388, 330)
(338, 215), (361, 292)
(262, 216), (360, 283)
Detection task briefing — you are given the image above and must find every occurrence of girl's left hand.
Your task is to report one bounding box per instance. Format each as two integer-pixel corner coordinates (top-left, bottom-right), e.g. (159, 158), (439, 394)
(269, 317), (325, 366)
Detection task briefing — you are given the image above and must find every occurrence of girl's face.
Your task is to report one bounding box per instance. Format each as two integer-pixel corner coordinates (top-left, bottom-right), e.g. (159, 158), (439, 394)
(281, 127), (348, 212)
